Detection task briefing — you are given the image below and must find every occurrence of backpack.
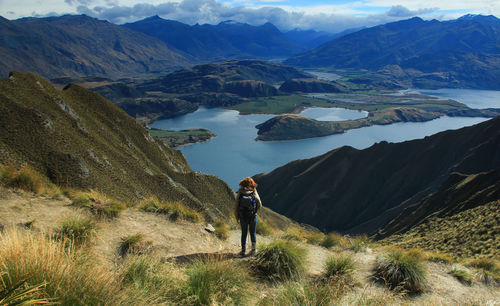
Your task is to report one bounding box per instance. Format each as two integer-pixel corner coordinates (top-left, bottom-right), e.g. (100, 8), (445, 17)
(238, 192), (256, 220)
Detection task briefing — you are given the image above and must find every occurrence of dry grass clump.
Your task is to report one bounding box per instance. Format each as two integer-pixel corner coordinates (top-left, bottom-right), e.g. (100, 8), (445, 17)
(139, 197), (203, 223)
(373, 247), (427, 294)
(449, 266), (473, 286)
(0, 229), (123, 305)
(324, 253), (356, 281)
(54, 213), (97, 246)
(0, 267), (50, 305)
(426, 251), (454, 264)
(321, 232), (348, 249)
(186, 258), (253, 305)
(119, 233), (153, 257)
(0, 164), (62, 197)
(66, 189), (126, 219)
(122, 255), (185, 303)
(251, 240), (308, 281)
(281, 227), (326, 245)
(466, 257), (500, 286)
(258, 279), (347, 306)
(213, 221), (230, 240)
(348, 235), (370, 252)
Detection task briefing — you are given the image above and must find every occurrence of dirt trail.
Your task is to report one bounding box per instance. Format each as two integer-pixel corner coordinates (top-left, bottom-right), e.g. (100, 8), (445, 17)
(1, 189), (499, 305)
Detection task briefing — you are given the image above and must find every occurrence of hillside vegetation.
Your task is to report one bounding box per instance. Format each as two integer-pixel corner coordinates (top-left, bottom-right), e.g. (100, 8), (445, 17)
(254, 116), (500, 240)
(0, 71), (235, 221)
(0, 15), (190, 79)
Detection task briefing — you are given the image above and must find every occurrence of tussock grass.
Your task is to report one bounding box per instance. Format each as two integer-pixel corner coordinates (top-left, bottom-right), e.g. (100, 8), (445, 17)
(0, 267), (49, 305)
(252, 240), (307, 281)
(466, 257), (500, 286)
(213, 221), (229, 240)
(450, 266), (473, 286)
(324, 253), (356, 280)
(119, 233), (153, 257)
(348, 235), (370, 252)
(256, 218), (273, 236)
(426, 251), (454, 264)
(373, 248), (427, 294)
(66, 189), (126, 219)
(0, 164), (62, 196)
(54, 213), (97, 246)
(186, 258), (252, 305)
(139, 197), (203, 223)
(258, 279), (347, 306)
(321, 232), (348, 249)
(281, 227), (325, 245)
(122, 255), (185, 303)
(0, 229), (123, 305)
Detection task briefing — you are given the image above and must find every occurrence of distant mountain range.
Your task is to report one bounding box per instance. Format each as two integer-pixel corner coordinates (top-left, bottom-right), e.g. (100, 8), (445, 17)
(286, 15), (500, 89)
(0, 15), (190, 79)
(284, 27), (365, 49)
(123, 16), (305, 60)
(254, 116), (500, 234)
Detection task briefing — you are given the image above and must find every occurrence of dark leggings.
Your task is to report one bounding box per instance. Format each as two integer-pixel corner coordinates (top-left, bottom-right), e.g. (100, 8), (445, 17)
(240, 215), (257, 250)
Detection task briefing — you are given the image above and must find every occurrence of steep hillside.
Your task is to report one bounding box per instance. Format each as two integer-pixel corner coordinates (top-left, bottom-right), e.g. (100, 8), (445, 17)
(124, 16), (304, 60)
(279, 78), (347, 93)
(0, 71), (235, 220)
(0, 15), (190, 79)
(254, 117), (500, 233)
(286, 15), (500, 89)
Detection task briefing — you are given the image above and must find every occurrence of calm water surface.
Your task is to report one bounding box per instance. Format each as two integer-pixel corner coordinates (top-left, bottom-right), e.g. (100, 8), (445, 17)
(410, 88), (500, 109)
(151, 95), (494, 189)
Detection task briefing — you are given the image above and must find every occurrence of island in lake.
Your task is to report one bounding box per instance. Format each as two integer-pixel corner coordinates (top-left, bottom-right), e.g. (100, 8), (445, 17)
(149, 128), (216, 147)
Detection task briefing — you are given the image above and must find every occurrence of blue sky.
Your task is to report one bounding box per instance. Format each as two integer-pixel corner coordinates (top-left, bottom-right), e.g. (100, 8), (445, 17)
(0, 0), (497, 32)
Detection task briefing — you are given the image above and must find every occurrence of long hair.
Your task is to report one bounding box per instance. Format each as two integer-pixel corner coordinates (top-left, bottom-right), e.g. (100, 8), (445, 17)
(238, 177), (257, 192)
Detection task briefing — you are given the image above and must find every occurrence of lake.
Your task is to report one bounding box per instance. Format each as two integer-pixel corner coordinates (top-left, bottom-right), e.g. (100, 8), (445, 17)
(151, 89), (498, 189)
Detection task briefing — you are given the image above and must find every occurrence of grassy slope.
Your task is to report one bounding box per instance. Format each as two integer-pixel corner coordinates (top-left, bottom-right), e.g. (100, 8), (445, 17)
(0, 72), (235, 221)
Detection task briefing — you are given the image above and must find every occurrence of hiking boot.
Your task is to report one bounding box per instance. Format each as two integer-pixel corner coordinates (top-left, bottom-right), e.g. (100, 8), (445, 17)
(239, 249), (246, 257)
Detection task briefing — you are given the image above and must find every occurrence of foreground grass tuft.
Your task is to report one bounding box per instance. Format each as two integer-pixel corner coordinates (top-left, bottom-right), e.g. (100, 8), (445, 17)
(252, 240), (307, 281)
(259, 279), (347, 306)
(0, 229), (123, 305)
(324, 253), (356, 280)
(186, 259), (252, 305)
(120, 233), (153, 257)
(373, 248), (427, 294)
(0, 267), (49, 305)
(139, 197), (203, 223)
(66, 189), (126, 219)
(54, 214), (97, 246)
(466, 257), (500, 286)
(449, 266), (473, 286)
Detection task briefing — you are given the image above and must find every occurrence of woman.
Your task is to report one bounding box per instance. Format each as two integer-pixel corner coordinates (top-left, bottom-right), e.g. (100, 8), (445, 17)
(235, 177), (262, 256)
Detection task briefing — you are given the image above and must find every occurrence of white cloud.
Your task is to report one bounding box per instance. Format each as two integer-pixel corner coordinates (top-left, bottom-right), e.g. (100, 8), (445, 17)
(0, 0), (498, 32)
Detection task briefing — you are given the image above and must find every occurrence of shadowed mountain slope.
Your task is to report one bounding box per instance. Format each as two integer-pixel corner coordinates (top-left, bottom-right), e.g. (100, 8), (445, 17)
(0, 71), (235, 221)
(0, 15), (190, 79)
(124, 16), (304, 60)
(254, 117), (500, 234)
(286, 15), (500, 89)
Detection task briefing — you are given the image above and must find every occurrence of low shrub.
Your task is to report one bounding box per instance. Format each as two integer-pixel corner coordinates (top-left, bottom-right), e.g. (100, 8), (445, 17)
(373, 248), (427, 294)
(186, 259), (252, 305)
(449, 266), (473, 286)
(119, 233), (153, 257)
(321, 232), (347, 249)
(0, 229), (122, 305)
(252, 240), (307, 281)
(256, 218), (273, 236)
(139, 197), (203, 223)
(213, 221), (229, 240)
(54, 214), (97, 246)
(67, 189), (126, 219)
(324, 253), (356, 280)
